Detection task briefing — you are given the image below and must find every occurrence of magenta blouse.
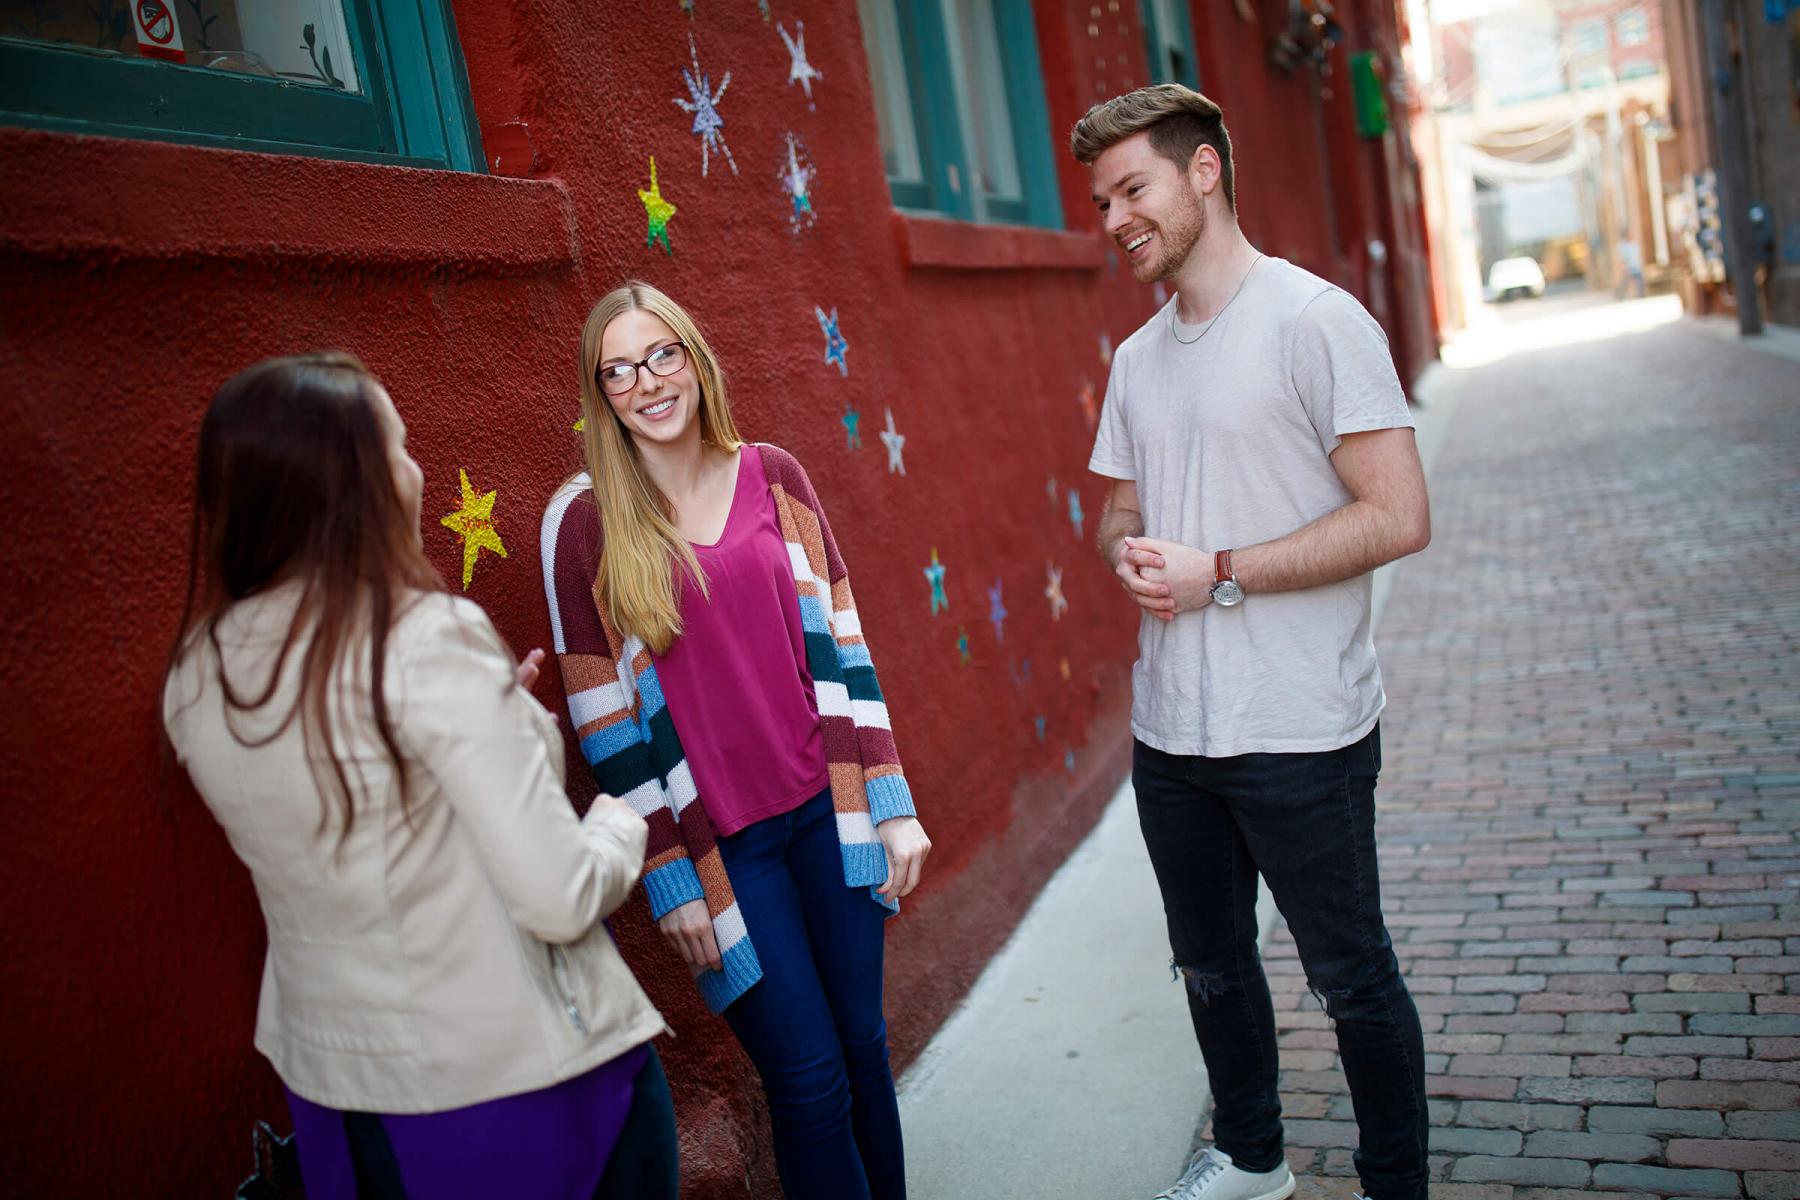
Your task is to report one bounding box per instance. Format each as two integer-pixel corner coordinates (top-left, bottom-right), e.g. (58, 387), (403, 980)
(652, 444), (830, 835)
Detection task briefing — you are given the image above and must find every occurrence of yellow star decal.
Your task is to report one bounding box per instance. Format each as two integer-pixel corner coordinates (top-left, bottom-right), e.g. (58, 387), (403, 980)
(639, 155), (677, 255)
(439, 468), (507, 590)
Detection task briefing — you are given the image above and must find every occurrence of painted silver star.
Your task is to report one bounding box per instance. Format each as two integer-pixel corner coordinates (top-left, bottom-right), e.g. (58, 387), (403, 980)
(879, 407), (906, 475)
(672, 33), (736, 177)
(778, 20), (822, 108)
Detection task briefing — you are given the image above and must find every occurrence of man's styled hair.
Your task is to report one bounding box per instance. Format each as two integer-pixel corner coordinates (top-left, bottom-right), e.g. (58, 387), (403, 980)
(1070, 84), (1236, 211)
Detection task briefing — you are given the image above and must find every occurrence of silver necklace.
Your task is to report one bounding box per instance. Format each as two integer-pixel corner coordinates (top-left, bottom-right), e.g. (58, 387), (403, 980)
(1169, 253), (1265, 346)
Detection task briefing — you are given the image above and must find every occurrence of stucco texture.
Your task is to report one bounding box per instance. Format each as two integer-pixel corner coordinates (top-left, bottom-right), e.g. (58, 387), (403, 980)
(0, 1), (1433, 1194)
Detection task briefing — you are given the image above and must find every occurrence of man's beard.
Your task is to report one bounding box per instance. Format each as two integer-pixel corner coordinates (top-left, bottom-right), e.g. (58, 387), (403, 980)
(1139, 189), (1205, 285)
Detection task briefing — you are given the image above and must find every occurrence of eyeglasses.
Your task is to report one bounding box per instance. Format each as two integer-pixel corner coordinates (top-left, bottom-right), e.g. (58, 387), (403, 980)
(596, 342), (689, 396)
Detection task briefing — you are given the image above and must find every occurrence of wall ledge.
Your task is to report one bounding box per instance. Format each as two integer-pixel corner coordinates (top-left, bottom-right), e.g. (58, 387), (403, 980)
(894, 211), (1105, 272)
(0, 127), (578, 275)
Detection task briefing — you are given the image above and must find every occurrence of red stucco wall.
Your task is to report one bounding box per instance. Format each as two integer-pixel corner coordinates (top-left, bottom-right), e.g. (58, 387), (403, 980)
(0, 2), (1434, 1194)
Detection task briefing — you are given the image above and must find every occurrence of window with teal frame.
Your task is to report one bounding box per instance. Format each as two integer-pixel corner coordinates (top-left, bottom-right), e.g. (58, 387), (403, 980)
(0, 1), (482, 171)
(855, 0), (1063, 229)
(1141, 0), (1199, 90)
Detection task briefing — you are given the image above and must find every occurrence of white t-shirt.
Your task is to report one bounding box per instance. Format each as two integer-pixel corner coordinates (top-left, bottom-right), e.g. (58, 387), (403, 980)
(1088, 257), (1415, 757)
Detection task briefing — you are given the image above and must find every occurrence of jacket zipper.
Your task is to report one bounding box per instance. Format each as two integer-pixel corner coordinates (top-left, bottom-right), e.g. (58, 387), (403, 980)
(546, 945), (589, 1035)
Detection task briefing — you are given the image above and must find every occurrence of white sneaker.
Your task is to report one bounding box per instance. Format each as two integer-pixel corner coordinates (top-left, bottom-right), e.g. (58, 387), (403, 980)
(1151, 1147), (1297, 1200)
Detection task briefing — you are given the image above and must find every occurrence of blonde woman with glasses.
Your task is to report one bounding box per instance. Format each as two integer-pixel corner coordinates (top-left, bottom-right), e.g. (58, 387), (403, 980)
(540, 282), (930, 1200)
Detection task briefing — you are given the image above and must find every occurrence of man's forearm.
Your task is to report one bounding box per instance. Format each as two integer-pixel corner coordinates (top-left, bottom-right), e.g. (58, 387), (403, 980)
(1098, 498), (1144, 569)
(1234, 498), (1427, 595)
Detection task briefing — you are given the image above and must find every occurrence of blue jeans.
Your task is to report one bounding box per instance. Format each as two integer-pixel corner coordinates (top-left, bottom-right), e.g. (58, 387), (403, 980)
(1133, 727), (1428, 1200)
(717, 788), (905, 1200)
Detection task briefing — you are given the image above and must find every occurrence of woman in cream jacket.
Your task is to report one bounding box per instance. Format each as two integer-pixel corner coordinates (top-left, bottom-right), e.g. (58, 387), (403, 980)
(163, 353), (675, 1200)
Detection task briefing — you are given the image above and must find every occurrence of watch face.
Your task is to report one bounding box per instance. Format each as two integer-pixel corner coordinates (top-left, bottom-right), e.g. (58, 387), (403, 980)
(1212, 580), (1246, 607)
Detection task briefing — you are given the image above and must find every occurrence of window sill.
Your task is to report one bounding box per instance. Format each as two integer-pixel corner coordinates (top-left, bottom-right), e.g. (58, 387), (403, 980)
(893, 211), (1104, 272)
(0, 127), (576, 275)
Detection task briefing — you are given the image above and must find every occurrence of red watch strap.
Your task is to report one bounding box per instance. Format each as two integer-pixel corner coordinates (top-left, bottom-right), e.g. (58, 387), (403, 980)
(1215, 549), (1233, 583)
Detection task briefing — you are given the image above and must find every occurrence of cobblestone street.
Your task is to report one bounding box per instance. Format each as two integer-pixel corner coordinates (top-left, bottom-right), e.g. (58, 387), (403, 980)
(1260, 305), (1800, 1200)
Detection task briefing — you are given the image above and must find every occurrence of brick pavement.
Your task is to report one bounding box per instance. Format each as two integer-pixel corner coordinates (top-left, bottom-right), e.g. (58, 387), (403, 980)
(1241, 320), (1800, 1199)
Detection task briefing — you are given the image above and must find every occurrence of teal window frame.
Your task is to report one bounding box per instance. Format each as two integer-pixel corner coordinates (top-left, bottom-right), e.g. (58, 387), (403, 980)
(1141, 0), (1200, 90)
(0, 0), (482, 171)
(865, 0), (1063, 230)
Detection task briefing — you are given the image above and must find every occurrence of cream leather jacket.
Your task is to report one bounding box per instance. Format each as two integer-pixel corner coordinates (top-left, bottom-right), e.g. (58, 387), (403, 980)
(164, 586), (667, 1114)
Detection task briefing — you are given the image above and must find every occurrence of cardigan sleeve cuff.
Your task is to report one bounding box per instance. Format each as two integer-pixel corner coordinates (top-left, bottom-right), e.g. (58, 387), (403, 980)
(642, 856), (706, 920)
(866, 773), (917, 824)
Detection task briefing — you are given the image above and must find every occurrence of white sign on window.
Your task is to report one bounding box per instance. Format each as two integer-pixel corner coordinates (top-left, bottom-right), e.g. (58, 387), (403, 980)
(133, 0), (188, 63)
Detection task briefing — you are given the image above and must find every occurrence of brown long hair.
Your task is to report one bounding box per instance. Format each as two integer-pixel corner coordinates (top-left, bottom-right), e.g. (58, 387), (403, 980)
(165, 352), (441, 843)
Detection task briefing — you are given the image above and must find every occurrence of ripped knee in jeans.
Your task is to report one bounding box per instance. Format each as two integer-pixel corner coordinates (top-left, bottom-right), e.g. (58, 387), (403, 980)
(1170, 958), (1229, 1005)
(1308, 982), (1352, 1021)
(1307, 951), (1403, 1023)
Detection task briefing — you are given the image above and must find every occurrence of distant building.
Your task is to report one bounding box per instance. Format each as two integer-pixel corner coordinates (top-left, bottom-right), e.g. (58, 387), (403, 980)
(1421, 0), (1686, 321)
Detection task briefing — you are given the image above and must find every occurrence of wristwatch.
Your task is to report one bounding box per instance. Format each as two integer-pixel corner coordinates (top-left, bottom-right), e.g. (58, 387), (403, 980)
(1210, 550), (1245, 607)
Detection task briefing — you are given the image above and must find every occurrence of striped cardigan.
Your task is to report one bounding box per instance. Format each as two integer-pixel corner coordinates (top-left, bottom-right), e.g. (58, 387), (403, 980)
(539, 444), (916, 1012)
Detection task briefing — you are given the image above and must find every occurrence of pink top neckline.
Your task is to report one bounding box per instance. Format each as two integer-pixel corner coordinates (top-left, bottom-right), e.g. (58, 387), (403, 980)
(684, 447), (746, 551)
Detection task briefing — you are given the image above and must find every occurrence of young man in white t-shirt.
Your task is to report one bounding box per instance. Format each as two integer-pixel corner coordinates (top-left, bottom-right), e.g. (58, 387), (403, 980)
(1074, 85), (1432, 1200)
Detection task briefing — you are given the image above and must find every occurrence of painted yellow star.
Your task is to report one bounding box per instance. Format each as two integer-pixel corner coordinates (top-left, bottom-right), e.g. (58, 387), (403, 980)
(639, 155), (677, 255)
(439, 468), (507, 590)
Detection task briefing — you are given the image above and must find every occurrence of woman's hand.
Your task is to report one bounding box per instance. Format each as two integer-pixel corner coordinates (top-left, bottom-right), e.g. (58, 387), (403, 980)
(876, 816), (932, 899)
(658, 898), (722, 972)
(515, 647), (547, 691)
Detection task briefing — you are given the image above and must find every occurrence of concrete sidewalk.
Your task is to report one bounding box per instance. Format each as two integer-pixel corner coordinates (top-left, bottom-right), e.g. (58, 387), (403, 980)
(896, 333), (1470, 1200)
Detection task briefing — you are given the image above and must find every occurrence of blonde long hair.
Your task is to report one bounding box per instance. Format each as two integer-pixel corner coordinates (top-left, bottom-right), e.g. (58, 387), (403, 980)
(577, 281), (743, 653)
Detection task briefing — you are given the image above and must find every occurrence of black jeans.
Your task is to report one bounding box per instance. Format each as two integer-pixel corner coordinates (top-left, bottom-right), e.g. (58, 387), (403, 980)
(1133, 726), (1428, 1200)
(594, 1048), (680, 1200)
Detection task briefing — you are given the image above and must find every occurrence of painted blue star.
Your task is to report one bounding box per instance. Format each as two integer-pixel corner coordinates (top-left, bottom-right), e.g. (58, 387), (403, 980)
(923, 548), (947, 615)
(842, 408), (861, 449)
(1067, 488), (1085, 539)
(815, 304), (848, 376)
(780, 131), (816, 234)
(956, 626), (971, 666)
(987, 578), (1007, 641)
(1065, 749), (1076, 773)
(1035, 715), (1047, 743)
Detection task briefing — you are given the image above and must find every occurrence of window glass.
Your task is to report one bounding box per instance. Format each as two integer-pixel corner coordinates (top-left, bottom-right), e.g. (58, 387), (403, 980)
(1614, 10), (1649, 48)
(0, 0), (480, 169)
(858, 0), (925, 185)
(1, 0), (362, 93)
(853, 0), (1060, 229)
(942, 0), (1023, 207)
(1570, 18), (1608, 58)
(1143, 0), (1198, 88)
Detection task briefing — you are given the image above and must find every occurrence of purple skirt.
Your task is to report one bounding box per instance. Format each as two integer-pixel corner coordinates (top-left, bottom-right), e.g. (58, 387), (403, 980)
(283, 1043), (650, 1200)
